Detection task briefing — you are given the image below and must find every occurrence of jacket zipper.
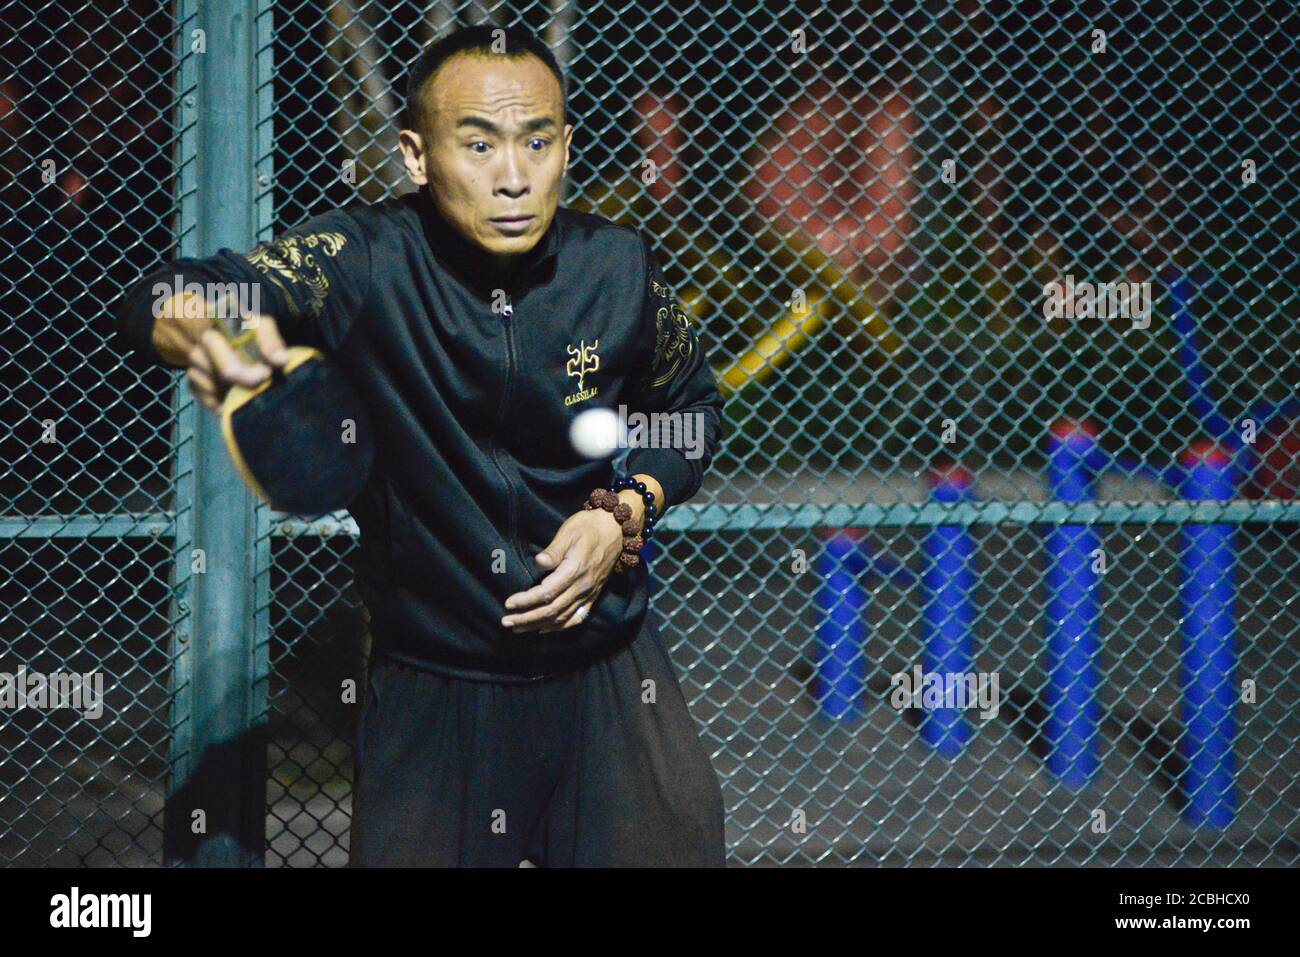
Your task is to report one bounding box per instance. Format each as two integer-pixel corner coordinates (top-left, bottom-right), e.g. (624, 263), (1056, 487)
(490, 292), (532, 572)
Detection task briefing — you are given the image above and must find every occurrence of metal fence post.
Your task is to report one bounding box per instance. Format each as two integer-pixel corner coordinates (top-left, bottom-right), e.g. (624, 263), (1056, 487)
(165, 0), (265, 867)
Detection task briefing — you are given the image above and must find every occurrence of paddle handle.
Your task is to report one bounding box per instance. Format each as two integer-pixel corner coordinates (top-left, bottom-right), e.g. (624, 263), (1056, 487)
(206, 289), (264, 365)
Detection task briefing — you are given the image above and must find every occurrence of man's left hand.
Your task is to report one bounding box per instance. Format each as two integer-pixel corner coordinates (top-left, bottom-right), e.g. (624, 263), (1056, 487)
(501, 506), (631, 634)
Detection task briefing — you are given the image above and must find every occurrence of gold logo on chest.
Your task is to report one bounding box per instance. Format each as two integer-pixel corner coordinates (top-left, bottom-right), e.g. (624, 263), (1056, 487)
(565, 338), (600, 406)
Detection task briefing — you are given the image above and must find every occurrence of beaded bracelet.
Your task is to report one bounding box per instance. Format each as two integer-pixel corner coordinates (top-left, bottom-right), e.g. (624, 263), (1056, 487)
(610, 475), (659, 540)
(582, 488), (643, 573)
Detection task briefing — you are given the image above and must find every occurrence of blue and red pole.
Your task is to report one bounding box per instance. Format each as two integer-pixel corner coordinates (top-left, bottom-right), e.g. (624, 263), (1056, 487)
(1043, 419), (1104, 788)
(920, 463), (977, 757)
(813, 528), (870, 721)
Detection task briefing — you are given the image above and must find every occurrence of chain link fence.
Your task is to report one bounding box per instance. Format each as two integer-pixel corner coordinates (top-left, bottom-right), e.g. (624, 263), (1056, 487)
(2, 0), (1297, 866)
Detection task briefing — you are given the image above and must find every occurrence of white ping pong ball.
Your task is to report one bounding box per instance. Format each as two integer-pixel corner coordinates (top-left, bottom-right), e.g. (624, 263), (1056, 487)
(569, 407), (622, 459)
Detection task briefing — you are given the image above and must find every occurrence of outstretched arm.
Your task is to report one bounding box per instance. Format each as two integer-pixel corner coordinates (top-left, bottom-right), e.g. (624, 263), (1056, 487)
(113, 207), (371, 410)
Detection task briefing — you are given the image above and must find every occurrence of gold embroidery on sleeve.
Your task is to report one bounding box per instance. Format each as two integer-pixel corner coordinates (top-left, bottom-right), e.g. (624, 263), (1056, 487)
(244, 231), (347, 319)
(647, 279), (695, 389)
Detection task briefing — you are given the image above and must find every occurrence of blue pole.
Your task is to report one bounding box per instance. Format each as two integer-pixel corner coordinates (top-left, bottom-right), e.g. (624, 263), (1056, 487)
(1043, 420), (1103, 788)
(919, 465), (977, 757)
(1177, 441), (1238, 828)
(813, 530), (869, 721)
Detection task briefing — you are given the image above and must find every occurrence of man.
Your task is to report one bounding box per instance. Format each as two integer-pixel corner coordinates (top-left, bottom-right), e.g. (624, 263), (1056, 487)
(114, 24), (727, 867)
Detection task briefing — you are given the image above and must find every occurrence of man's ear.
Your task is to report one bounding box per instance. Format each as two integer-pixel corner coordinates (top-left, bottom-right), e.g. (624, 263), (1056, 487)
(562, 123), (574, 176)
(398, 129), (428, 186)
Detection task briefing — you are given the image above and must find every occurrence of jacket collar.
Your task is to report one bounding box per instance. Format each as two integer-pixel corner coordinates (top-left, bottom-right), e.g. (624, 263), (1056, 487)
(416, 186), (562, 296)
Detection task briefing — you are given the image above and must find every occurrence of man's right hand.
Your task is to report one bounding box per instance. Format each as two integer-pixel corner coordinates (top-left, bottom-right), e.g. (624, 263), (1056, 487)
(151, 293), (291, 411)
(184, 314), (291, 412)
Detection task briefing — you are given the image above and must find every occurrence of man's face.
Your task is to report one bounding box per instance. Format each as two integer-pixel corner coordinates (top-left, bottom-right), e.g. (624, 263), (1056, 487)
(399, 52), (573, 271)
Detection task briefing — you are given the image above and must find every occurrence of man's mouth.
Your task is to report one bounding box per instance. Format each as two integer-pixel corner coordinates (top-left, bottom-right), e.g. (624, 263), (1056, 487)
(490, 215), (535, 226)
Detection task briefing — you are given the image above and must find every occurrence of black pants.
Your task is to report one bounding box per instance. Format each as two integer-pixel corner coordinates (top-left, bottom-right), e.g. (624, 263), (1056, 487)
(348, 618), (726, 867)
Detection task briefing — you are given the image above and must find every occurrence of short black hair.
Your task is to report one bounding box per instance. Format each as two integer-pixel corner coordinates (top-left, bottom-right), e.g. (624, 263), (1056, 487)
(401, 25), (568, 135)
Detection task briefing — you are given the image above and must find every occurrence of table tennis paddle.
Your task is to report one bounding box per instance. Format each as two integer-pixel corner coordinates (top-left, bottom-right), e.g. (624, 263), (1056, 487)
(207, 293), (375, 515)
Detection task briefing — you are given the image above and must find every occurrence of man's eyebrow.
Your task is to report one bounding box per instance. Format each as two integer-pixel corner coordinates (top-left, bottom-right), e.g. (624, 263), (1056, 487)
(455, 116), (558, 135)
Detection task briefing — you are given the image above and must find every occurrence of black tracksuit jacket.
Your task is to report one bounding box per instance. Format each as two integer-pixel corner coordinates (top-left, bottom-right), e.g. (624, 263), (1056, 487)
(114, 188), (726, 681)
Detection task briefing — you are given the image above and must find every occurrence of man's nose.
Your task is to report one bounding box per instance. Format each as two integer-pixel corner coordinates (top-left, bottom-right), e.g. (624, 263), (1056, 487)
(495, 145), (529, 196)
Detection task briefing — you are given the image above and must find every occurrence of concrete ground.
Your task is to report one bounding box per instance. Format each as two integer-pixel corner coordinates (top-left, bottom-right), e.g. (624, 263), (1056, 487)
(3, 468), (1296, 866)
